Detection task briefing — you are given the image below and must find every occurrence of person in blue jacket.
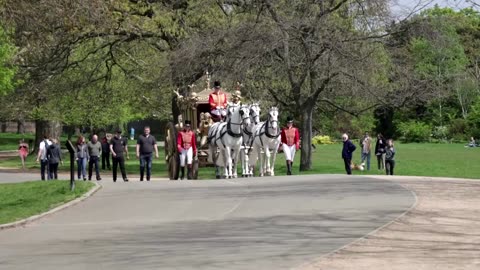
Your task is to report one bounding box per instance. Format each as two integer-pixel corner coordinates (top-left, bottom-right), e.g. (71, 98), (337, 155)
(341, 133), (356, 175)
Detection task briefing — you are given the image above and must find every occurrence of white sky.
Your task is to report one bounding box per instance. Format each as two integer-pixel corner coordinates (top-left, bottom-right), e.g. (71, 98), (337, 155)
(391, 0), (476, 20)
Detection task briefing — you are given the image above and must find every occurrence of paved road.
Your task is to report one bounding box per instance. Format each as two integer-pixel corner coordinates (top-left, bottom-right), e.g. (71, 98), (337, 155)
(0, 174), (414, 270)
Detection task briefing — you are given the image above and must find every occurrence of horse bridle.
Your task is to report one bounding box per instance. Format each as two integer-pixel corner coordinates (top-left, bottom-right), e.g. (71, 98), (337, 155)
(265, 112), (280, 139)
(226, 106), (250, 138)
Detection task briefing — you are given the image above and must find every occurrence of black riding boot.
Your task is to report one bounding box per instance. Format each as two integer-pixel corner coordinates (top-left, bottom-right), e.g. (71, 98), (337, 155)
(180, 167), (185, 180)
(187, 166), (192, 180)
(287, 161), (292, 175)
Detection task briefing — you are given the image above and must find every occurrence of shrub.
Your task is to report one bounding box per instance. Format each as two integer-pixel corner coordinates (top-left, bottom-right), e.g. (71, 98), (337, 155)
(312, 135), (334, 145)
(397, 121), (431, 142)
(448, 118), (467, 140)
(432, 126), (448, 140)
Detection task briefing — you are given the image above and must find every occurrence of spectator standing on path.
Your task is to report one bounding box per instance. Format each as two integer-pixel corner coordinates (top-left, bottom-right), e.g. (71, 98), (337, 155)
(36, 135), (52, 180)
(46, 138), (62, 180)
(374, 133), (386, 170)
(280, 116), (300, 175)
(361, 132), (371, 171)
(176, 120), (197, 180)
(101, 134), (111, 170)
(110, 129), (129, 182)
(76, 136), (89, 181)
(385, 139), (396, 175)
(87, 134), (102, 181)
(136, 126), (159, 181)
(341, 133), (356, 175)
(18, 139), (29, 170)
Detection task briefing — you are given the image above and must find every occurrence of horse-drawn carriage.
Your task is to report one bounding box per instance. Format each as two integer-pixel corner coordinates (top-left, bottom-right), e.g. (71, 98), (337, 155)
(164, 74), (228, 180)
(165, 74), (283, 180)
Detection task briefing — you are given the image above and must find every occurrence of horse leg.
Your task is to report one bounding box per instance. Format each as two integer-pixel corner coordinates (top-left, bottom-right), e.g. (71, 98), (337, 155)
(240, 148), (246, 177)
(244, 148), (250, 177)
(270, 144), (279, 177)
(233, 147), (241, 179)
(248, 147), (257, 177)
(224, 147), (231, 179)
(265, 146), (272, 176)
(259, 148), (265, 177)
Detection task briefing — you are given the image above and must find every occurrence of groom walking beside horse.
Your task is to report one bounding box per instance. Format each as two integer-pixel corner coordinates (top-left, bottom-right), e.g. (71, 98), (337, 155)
(281, 116), (300, 175)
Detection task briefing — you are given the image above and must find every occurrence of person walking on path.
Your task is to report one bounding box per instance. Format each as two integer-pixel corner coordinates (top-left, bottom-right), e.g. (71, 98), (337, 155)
(280, 116), (300, 175)
(110, 129), (129, 182)
(36, 135), (52, 180)
(374, 133), (386, 170)
(136, 126), (159, 181)
(385, 139), (396, 175)
(341, 133), (356, 175)
(76, 136), (89, 181)
(101, 134), (111, 170)
(177, 120), (197, 180)
(18, 139), (29, 170)
(46, 138), (62, 180)
(360, 132), (371, 170)
(87, 134), (102, 181)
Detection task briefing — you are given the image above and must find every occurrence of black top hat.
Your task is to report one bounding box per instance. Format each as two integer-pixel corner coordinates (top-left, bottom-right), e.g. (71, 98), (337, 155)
(287, 116), (293, 123)
(184, 120), (191, 126)
(213, 81), (221, 88)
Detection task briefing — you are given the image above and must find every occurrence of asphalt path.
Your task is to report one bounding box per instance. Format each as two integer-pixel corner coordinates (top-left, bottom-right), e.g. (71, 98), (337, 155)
(0, 174), (414, 270)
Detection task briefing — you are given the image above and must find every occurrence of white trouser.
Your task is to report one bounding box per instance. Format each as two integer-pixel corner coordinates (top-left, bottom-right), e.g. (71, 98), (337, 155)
(282, 144), (296, 161)
(211, 109), (227, 117)
(180, 148), (193, 167)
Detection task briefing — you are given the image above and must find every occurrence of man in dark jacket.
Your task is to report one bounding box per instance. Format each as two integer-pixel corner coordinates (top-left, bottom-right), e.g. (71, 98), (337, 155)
(341, 133), (356, 175)
(101, 134), (111, 170)
(46, 138), (62, 180)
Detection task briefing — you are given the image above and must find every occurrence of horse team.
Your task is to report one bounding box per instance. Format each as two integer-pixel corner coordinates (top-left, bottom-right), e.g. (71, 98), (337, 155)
(207, 102), (282, 179)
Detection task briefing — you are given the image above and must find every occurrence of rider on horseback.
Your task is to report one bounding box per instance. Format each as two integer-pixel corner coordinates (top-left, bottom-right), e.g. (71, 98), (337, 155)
(209, 81), (228, 122)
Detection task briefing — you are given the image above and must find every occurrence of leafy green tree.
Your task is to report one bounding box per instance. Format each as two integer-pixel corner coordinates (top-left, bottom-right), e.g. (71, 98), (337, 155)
(0, 25), (16, 95)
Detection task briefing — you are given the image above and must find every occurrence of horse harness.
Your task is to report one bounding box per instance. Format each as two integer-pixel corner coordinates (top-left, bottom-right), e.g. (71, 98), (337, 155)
(249, 114), (281, 152)
(209, 107), (249, 148)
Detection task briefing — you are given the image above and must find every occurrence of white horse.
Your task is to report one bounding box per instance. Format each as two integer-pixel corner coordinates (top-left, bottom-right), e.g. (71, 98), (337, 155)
(240, 103), (261, 177)
(208, 103), (251, 179)
(249, 107), (281, 177)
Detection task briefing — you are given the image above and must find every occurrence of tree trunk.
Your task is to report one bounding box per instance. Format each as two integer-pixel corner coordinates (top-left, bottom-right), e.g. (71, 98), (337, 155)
(17, 119), (25, 134)
(300, 104), (314, 171)
(34, 120), (63, 153)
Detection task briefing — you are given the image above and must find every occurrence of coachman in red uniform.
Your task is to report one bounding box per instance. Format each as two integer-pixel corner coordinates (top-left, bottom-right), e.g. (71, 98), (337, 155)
(280, 116), (300, 175)
(208, 81), (228, 121)
(177, 120), (197, 179)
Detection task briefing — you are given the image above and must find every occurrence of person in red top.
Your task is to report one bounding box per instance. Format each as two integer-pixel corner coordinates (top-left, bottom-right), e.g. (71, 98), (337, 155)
(177, 120), (197, 180)
(208, 81), (228, 121)
(281, 116), (300, 175)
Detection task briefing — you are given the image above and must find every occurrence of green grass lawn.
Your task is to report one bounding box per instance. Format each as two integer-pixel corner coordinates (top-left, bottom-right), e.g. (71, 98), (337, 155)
(0, 181), (95, 224)
(0, 131), (478, 179)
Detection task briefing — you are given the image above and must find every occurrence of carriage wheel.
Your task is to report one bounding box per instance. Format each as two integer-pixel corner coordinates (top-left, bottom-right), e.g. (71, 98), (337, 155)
(165, 122), (179, 180)
(192, 158), (199, 179)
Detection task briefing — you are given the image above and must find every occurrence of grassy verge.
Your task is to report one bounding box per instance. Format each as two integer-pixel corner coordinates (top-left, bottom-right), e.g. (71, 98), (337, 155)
(0, 181), (95, 224)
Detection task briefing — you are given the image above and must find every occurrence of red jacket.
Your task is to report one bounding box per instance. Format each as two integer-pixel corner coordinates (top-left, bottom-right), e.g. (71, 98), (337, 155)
(208, 91), (228, 111)
(177, 130), (197, 154)
(281, 127), (300, 149)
